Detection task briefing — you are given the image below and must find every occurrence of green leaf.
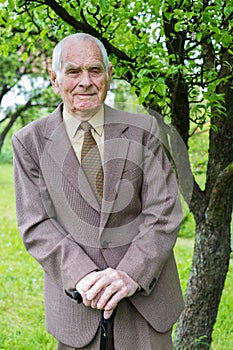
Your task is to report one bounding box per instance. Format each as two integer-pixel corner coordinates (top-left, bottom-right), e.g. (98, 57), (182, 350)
(174, 22), (181, 32)
(173, 9), (183, 19)
(156, 77), (166, 97)
(163, 11), (173, 20)
(196, 32), (202, 42)
(210, 124), (218, 132)
(99, 0), (108, 10)
(222, 33), (232, 48)
(137, 68), (149, 78)
(139, 84), (151, 104)
(22, 51), (28, 61)
(40, 29), (48, 39)
(7, 0), (15, 10)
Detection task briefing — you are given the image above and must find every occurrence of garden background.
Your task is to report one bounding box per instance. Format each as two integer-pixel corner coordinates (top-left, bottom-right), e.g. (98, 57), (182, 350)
(0, 1), (233, 349)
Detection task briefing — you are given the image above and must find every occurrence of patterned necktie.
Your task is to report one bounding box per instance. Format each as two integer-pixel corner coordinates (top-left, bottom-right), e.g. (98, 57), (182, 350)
(80, 122), (104, 203)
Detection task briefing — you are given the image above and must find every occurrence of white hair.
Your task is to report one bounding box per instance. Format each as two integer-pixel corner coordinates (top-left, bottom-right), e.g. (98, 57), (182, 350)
(52, 33), (109, 79)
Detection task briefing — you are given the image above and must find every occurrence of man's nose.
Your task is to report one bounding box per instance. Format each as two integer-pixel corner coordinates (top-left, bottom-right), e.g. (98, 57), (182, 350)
(78, 70), (92, 87)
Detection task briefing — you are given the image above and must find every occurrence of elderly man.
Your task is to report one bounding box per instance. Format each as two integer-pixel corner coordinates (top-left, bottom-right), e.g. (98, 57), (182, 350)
(12, 33), (184, 350)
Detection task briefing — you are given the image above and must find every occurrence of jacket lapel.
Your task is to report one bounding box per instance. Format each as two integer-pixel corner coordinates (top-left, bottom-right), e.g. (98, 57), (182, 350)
(100, 106), (130, 232)
(43, 104), (101, 211)
(42, 104), (131, 224)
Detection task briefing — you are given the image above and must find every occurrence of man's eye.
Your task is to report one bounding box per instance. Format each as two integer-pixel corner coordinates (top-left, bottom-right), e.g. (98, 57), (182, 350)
(68, 70), (79, 74)
(91, 68), (101, 74)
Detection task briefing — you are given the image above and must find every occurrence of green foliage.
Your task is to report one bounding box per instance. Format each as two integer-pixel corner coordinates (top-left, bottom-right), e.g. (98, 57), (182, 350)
(1, 0), (232, 127)
(179, 211), (196, 239)
(111, 79), (144, 112)
(0, 1), (61, 152)
(189, 123), (209, 190)
(0, 164), (56, 349)
(0, 126), (14, 163)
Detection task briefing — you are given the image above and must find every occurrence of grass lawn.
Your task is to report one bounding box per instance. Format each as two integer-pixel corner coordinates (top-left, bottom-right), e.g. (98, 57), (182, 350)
(0, 163), (232, 349)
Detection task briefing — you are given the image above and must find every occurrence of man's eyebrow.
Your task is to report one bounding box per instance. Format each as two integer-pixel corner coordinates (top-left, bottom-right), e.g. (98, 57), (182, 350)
(64, 63), (81, 70)
(89, 62), (104, 68)
(64, 62), (105, 70)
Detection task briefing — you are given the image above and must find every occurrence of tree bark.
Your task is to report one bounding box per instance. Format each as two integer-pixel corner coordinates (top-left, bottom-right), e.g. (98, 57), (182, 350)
(174, 46), (233, 349)
(174, 178), (233, 349)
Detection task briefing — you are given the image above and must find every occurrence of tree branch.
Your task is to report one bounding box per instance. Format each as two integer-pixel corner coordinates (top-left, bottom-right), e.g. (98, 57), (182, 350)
(43, 0), (134, 63)
(189, 178), (207, 218)
(0, 84), (11, 105)
(0, 100), (32, 152)
(208, 162), (233, 216)
(0, 90), (45, 152)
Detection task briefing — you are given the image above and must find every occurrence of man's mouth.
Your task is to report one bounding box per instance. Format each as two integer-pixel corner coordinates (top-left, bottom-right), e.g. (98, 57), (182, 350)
(75, 93), (96, 97)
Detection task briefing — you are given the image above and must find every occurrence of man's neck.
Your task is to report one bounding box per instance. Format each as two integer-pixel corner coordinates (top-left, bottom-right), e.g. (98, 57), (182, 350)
(64, 104), (103, 122)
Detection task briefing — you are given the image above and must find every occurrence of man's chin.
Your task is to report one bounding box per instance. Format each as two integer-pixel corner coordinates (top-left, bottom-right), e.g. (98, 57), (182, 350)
(71, 103), (101, 118)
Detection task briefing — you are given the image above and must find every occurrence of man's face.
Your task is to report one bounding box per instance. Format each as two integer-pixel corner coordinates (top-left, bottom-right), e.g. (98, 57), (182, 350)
(51, 38), (112, 119)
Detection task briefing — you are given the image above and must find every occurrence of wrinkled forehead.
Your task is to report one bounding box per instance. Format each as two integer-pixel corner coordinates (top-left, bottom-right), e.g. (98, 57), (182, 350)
(61, 37), (104, 66)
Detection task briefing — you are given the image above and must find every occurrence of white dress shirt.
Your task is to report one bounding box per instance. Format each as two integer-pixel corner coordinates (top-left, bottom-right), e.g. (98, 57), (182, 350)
(63, 105), (104, 163)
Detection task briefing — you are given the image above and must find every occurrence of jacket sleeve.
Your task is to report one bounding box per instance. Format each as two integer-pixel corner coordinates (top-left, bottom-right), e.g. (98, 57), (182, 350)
(116, 116), (183, 295)
(12, 134), (99, 297)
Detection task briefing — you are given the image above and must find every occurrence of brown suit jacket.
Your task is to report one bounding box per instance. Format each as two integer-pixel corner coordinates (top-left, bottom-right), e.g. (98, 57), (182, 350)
(12, 103), (184, 348)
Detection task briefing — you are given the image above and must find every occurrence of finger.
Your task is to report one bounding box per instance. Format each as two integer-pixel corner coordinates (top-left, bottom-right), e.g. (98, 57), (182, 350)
(88, 268), (120, 296)
(76, 271), (99, 294)
(103, 308), (115, 320)
(86, 275), (110, 301)
(96, 284), (119, 309)
(81, 295), (92, 307)
(90, 289), (105, 309)
(102, 286), (130, 311)
(94, 272), (134, 309)
(81, 273), (100, 292)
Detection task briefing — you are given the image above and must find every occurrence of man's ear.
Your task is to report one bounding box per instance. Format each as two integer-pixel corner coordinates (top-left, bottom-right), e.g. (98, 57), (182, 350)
(49, 68), (60, 95)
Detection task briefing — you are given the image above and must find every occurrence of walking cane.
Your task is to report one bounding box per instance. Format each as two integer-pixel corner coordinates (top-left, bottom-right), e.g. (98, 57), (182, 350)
(99, 309), (116, 350)
(72, 291), (115, 350)
(99, 310), (108, 350)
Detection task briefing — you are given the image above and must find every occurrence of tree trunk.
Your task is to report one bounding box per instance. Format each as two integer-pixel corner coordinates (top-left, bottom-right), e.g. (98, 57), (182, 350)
(174, 194), (232, 349)
(174, 70), (233, 348)
(173, 21), (233, 347)
(174, 77), (233, 349)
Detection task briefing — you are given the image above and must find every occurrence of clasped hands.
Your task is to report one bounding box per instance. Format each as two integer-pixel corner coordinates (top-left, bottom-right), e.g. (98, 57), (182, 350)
(76, 268), (139, 319)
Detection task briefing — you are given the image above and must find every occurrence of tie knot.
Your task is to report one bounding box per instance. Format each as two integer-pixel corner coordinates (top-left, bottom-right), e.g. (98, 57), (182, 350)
(80, 122), (91, 132)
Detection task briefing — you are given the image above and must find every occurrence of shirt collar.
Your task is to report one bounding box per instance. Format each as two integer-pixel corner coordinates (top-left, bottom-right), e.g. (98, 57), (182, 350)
(63, 105), (104, 138)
